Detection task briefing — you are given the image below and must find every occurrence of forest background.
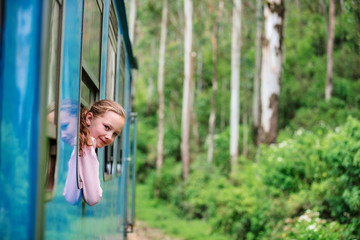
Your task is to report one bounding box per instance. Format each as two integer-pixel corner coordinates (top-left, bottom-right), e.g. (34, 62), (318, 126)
(128, 0), (360, 239)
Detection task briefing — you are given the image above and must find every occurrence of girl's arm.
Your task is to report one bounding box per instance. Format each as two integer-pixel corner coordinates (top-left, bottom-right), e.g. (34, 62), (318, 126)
(78, 140), (103, 206)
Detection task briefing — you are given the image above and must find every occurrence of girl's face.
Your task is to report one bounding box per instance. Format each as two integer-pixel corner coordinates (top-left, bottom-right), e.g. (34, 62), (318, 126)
(86, 111), (125, 148)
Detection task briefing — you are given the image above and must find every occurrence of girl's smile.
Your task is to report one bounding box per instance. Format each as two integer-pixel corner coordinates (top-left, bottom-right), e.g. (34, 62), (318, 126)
(86, 111), (125, 148)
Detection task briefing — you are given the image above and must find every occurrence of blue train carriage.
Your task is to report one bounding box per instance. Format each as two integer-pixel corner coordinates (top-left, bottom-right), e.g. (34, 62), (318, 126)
(0, 0), (138, 239)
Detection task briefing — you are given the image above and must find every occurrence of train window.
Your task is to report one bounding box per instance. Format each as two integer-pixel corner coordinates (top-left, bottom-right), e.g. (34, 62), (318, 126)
(80, 70), (99, 107)
(103, 1), (118, 181)
(118, 38), (126, 106)
(116, 38), (126, 177)
(45, 0), (63, 201)
(82, 0), (102, 83)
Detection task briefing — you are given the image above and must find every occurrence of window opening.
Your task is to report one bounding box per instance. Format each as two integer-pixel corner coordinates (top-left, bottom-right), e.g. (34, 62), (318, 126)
(82, 0), (102, 83)
(104, 0), (118, 181)
(45, 0), (63, 201)
(116, 37), (126, 177)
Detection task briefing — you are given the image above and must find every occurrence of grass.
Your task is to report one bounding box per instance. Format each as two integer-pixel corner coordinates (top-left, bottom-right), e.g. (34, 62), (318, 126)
(134, 184), (229, 240)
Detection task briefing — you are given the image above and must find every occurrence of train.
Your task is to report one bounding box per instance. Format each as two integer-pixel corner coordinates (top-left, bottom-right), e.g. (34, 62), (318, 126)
(0, 0), (138, 239)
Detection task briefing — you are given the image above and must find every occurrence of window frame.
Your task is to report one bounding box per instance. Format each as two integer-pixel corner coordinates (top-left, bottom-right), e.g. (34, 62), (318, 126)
(45, 0), (63, 202)
(103, 0), (120, 181)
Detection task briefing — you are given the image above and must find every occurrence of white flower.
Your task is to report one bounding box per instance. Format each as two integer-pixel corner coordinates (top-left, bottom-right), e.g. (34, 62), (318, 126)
(299, 214), (311, 222)
(278, 141), (288, 148)
(295, 129), (304, 136)
(307, 224), (317, 232)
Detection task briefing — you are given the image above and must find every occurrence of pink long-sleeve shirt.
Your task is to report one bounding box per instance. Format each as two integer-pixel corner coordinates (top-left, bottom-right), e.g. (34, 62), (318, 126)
(63, 137), (103, 206)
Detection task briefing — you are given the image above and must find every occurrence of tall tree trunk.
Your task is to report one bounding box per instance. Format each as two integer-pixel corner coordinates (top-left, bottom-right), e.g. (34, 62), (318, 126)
(339, 0), (344, 13)
(181, 0), (193, 181)
(230, 0), (242, 177)
(259, 0), (285, 144)
(242, 109), (248, 157)
(156, 0), (168, 175)
(220, 75), (226, 131)
(146, 76), (154, 115)
(325, 0), (335, 100)
(252, 0), (262, 145)
(129, 0), (137, 44)
(190, 52), (200, 150)
(208, 0), (224, 164)
(129, 0), (137, 104)
(147, 40), (156, 115)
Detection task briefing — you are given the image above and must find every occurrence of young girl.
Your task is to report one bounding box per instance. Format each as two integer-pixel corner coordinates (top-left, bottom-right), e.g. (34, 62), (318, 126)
(64, 99), (126, 206)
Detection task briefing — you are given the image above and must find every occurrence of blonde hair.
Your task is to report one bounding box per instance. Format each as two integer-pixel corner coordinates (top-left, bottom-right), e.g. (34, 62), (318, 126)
(79, 99), (126, 154)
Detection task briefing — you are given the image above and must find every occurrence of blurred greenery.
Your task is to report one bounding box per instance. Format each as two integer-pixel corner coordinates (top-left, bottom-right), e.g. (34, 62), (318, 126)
(132, 0), (360, 239)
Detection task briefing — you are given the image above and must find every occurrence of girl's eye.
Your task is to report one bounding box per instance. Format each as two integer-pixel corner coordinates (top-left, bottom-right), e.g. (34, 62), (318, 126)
(113, 132), (118, 137)
(104, 125), (110, 130)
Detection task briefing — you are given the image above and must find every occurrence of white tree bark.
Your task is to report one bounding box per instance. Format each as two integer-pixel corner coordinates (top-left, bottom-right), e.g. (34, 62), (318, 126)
(325, 0), (335, 100)
(156, 0), (168, 175)
(129, 0), (137, 44)
(259, 0), (285, 144)
(190, 52), (199, 149)
(208, 0), (224, 164)
(181, 0), (193, 181)
(230, 0), (242, 176)
(252, 0), (262, 145)
(129, 0), (137, 102)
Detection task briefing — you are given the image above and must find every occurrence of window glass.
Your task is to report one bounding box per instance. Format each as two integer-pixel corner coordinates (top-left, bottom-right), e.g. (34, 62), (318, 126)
(82, 0), (102, 81)
(81, 81), (91, 106)
(45, 0), (62, 201)
(116, 38), (126, 177)
(105, 40), (116, 100)
(104, 1), (118, 181)
(118, 38), (125, 106)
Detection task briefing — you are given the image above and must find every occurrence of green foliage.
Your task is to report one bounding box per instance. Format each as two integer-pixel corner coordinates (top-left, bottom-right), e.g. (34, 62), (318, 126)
(278, 210), (347, 240)
(135, 184), (229, 240)
(148, 118), (360, 239)
(320, 117), (360, 223)
(133, 0), (360, 239)
(287, 97), (360, 133)
(259, 130), (325, 194)
(135, 117), (158, 182)
(149, 158), (182, 201)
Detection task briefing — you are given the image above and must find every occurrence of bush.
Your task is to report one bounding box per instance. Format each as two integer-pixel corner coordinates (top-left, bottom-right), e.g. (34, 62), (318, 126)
(277, 209), (348, 240)
(150, 158), (182, 200)
(289, 97), (360, 133)
(259, 130), (325, 194)
(320, 117), (360, 223)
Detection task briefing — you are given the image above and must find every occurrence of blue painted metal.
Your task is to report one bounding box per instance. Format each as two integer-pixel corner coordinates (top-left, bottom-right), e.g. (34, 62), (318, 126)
(44, 0), (83, 239)
(97, 0), (109, 184)
(114, 0), (137, 69)
(0, 1), (44, 239)
(0, 0), (137, 239)
(130, 114), (137, 230)
(99, 0), (110, 100)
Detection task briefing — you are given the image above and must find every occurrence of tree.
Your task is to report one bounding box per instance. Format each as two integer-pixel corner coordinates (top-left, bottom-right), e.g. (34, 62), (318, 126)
(129, 0), (137, 102)
(129, 0), (137, 43)
(252, 0), (262, 145)
(208, 0), (224, 164)
(181, 0), (193, 181)
(230, 0), (242, 176)
(156, 0), (168, 175)
(259, 0), (285, 144)
(325, 0), (335, 100)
